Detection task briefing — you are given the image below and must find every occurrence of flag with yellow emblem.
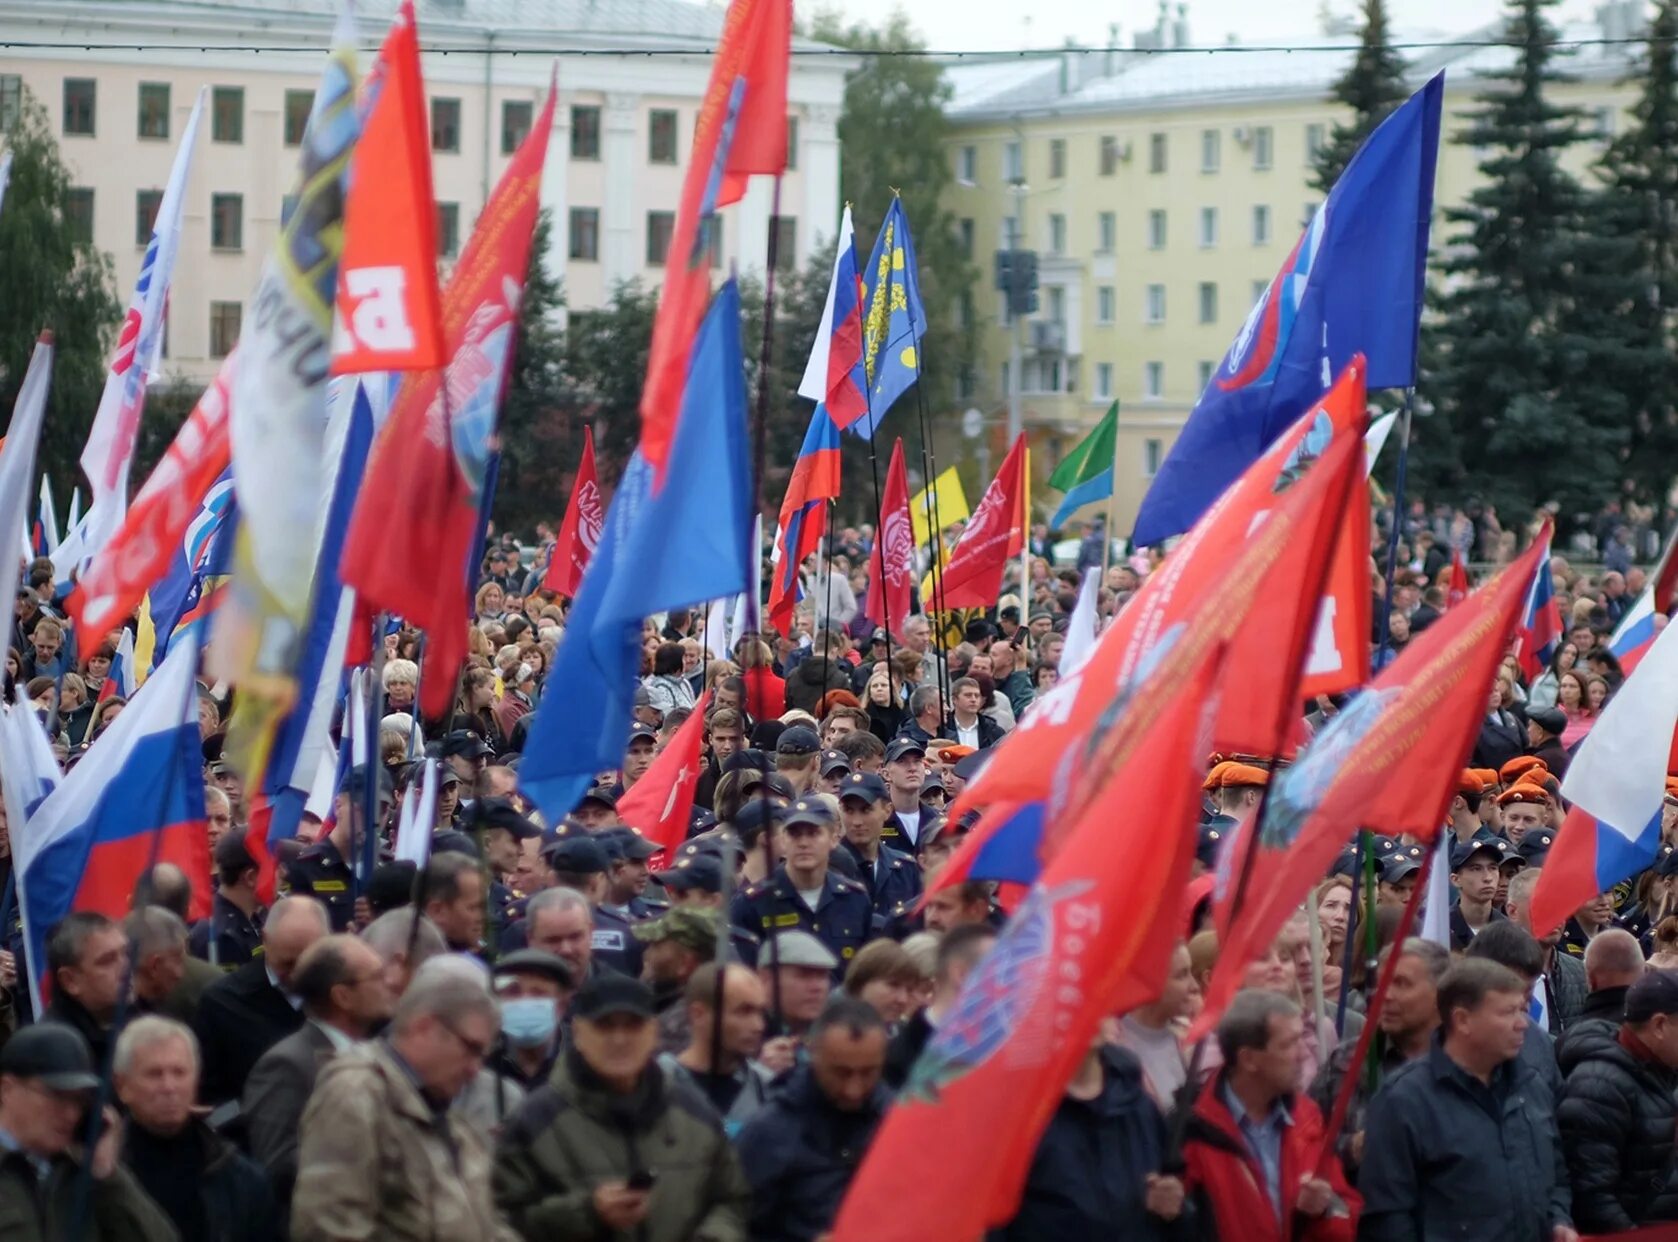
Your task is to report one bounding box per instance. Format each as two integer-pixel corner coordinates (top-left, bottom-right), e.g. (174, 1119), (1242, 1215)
(852, 196), (925, 440)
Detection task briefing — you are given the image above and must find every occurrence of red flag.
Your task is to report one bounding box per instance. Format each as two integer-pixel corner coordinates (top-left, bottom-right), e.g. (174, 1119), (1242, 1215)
(330, 0), (445, 374)
(68, 353), (235, 659)
(1446, 547), (1470, 609)
(863, 438), (913, 634)
(1298, 407), (1373, 700)
(1193, 531), (1551, 1040)
(544, 426), (602, 597)
(616, 692), (710, 852)
(340, 86), (556, 718)
(932, 434), (1024, 611)
(953, 362), (1369, 822)
(640, 0), (791, 478)
(829, 649), (1218, 1242)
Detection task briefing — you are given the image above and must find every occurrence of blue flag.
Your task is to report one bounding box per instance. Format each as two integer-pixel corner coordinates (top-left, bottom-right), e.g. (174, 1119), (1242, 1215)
(854, 197), (926, 440)
(520, 281), (753, 823)
(1133, 74), (1442, 547)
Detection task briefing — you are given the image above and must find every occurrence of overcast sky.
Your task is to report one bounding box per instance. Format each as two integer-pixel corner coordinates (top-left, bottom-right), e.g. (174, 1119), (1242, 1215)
(812, 0), (1608, 52)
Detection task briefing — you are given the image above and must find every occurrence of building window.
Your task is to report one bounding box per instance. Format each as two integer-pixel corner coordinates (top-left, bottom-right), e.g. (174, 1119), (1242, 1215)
(502, 100), (534, 155)
(209, 301), (242, 358)
(786, 115), (799, 170)
(649, 108), (679, 164)
(1097, 210), (1116, 253)
(437, 202), (460, 258)
(135, 189), (162, 244)
(138, 83), (169, 139)
(957, 144), (976, 184)
(1097, 286), (1115, 324)
(1145, 436), (1163, 474)
(284, 90), (313, 146)
(0, 75), (20, 132)
(1047, 285), (1065, 324)
(65, 187), (94, 243)
(571, 105), (601, 159)
(1197, 360), (1215, 390)
(431, 97), (461, 153)
(211, 87), (243, 143)
(1143, 364), (1163, 402)
(1000, 215), (1017, 247)
(1252, 204), (1272, 245)
(1200, 129), (1220, 172)
(1003, 140), (1023, 184)
(646, 210), (675, 265)
(1100, 135), (1120, 176)
(957, 366), (974, 401)
(1198, 281), (1217, 324)
(1149, 131), (1167, 174)
(210, 193), (243, 250)
(958, 217), (974, 258)
(1253, 125), (1274, 170)
(1145, 284), (1165, 325)
(63, 78), (96, 136)
(1048, 213), (1066, 255)
(1049, 138), (1066, 180)
(1198, 206), (1218, 248)
(1305, 122), (1326, 162)
(1147, 209), (1167, 250)
(1095, 363), (1114, 400)
(570, 207), (600, 261)
(1252, 278), (1270, 304)
(771, 215), (797, 270)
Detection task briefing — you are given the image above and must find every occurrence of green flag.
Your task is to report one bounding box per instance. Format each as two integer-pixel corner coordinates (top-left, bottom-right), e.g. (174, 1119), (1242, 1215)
(1048, 401), (1117, 528)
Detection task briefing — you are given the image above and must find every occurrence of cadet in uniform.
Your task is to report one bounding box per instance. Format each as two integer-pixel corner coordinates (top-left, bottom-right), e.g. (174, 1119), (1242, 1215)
(836, 772), (922, 926)
(729, 798), (873, 976)
(187, 831), (266, 968)
(286, 764), (392, 932)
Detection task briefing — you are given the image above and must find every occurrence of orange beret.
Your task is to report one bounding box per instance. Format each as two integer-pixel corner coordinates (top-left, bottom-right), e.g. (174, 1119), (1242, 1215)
(1499, 756), (1548, 786)
(1202, 761), (1236, 792)
(1218, 763), (1271, 790)
(939, 745), (977, 764)
(1457, 771), (1484, 796)
(1471, 768), (1501, 790)
(1497, 782), (1549, 808)
(1666, 776), (1678, 801)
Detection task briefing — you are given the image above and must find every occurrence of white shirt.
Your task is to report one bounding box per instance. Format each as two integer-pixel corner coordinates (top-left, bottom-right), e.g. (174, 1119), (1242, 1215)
(896, 808), (921, 845)
(796, 885), (823, 911)
(955, 719), (980, 747)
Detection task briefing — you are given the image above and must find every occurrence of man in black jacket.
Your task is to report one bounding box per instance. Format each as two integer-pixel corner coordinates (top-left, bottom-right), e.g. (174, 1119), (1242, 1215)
(737, 997), (891, 1242)
(1558, 970), (1678, 1232)
(1558, 928), (1645, 1072)
(1525, 707), (1572, 778)
(42, 911), (128, 1072)
(192, 895), (328, 1104)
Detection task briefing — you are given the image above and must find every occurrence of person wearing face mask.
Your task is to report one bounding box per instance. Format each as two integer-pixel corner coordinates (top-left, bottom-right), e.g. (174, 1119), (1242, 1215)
(488, 950), (573, 1099)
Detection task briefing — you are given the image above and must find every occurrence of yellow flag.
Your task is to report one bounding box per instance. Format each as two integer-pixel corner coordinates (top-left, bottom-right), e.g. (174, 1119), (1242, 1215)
(909, 466), (970, 549)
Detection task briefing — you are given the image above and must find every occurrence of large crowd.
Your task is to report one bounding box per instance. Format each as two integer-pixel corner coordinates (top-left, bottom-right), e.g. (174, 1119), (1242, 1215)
(0, 493), (1674, 1242)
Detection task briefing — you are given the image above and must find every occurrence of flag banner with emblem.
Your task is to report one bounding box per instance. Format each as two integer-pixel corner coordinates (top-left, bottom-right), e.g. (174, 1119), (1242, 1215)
(135, 468), (236, 673)
(1048, 402), (1118, 529)
(14, 637), (209, 1011)
(1513, 534), (1561, 679)
(98, 628), (138, 703)
(212, 11), (359, 787)
(617, 691), (712, 852)
(639, 0), (790, 478)
(1192, 532), (1549, 1040)
(852, 196), (926, 440)
(768, 407), (842, 631)
(830, 647), (1218, 1242)
(34, 474), (58, 558)
(78, 88), (206, 559)
(1530, 618), (1678, 935)
(1134, 75), (1442, 547)
(798, 205), (869, 429)
(861, 438), (913, 635)
(909, 463), (968, 551)
(1608, 520), (1678, 673)
(522, 281), (753, 826)
(930, 433), (1024, 611)
(70, 355), (234, 659)
(342, 83), (556, 718)
(951, 361), (1370, 825)
(0, 335), (53, 590)
(544, 424), (602, 598)
(0, 684), (64, 1008)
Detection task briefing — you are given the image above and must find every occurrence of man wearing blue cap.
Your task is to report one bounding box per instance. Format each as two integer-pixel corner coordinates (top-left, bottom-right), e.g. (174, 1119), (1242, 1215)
(731, 800), (873, 975)
(287, 765), (393, 932)
(838, 772), (921, 923)
(658, 848), (760, 963)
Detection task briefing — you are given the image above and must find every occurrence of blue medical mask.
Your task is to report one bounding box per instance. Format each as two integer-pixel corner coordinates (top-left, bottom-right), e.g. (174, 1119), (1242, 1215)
(499, 997), (558, 1048)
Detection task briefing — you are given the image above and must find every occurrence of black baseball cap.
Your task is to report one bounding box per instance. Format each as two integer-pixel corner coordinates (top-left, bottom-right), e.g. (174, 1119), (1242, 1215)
(338, 763), (395, 801)
(603, 826), (660, 862)
(212, 830), (258, 873)
(1626, 970), (1678, 1023)
(839, 771), (889, 803)
(783, 798), (837, 830)
(435, 731), (492, 760)
(578, 786), (618, 811)
(627, 722), (658, 743)
(0, 1022), (99, 1091)
(478, 798), (541, 840)
(777, 726), (821, 756)
(884, 737), (926, 763)
(819, 749), (852, 776)
(1451, 839), (1508, 870)
(656, 851), (725, 893)
(544, 836), (609, 874)
(571, 974), (657, 1022)
(731, 797), (786, 842)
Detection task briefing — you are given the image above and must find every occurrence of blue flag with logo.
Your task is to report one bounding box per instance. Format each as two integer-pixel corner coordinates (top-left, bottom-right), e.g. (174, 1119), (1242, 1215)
(520, 281), (753, 823)
(1133, 74), (1442, 548)
(854, 197), (926, 440)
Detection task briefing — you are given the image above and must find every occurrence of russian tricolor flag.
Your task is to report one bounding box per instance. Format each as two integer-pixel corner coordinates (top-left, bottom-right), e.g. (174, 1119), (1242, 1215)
(13, 637), (210, 1008)
(1530, 616), (1678, 934)
(97, 628), (139, 704)
(1609, 528), (1678, 675)
(766, 407), (842, 630)
(1514, 541), (1562, 679)
(797, 206), (869, 431)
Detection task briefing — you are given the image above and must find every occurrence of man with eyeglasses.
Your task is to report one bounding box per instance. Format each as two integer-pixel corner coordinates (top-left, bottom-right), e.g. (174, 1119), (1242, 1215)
(292, 970), (513, 1240)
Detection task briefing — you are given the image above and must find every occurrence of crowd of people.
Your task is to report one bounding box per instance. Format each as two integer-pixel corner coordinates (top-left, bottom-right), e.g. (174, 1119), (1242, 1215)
(0, 493), (1674, 1242)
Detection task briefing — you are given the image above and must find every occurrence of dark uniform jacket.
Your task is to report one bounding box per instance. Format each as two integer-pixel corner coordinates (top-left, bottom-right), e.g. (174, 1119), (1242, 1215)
(590, 904), (644, 978)
(192, 957), (305, 1104)
(123, 1116), (279, 1242)
(1473, 709), (1528, 773)
(1557, 1023), (1678, 1232)
(1358, 1041), (1573, 1242)
(729, 866), (873, 973)
(242, 1020), (338, 1225)
(188, 890), (264, 971)
(285, 839), (357, 931)
(839, 839), (921, 923)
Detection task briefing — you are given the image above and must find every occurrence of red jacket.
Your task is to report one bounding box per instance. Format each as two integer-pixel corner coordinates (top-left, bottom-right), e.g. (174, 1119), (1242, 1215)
(1181, 1074), (1360, 1242)
(742, 666), (786, 722)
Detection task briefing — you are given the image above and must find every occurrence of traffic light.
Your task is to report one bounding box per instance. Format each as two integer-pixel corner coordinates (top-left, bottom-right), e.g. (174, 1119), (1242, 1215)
(994, 249), (1040, 317)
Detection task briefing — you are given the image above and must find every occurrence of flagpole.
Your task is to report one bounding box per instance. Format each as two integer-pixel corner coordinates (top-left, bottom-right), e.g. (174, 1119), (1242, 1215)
(865, 437), (896, 677)
(820, 500), (837, 690)
(910, 359), (951, 709)
(1374, 390), (1414, 667)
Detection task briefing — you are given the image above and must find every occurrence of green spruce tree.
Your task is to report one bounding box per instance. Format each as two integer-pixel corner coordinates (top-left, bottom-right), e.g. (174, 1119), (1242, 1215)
(1415, 0), (1617, 523)
(1311, 0), (1412, 193)
(494, 209), (573, 535)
